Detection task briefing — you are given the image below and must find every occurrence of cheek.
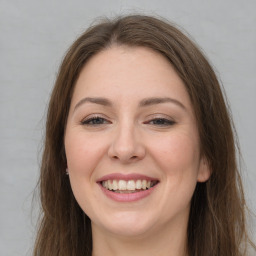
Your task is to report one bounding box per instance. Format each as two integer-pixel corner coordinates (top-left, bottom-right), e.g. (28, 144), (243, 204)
(65, 131), (108, 177)
(64, 131), (109, 216)
(149, 132), (200, 213)
(148, 131), (201, 180)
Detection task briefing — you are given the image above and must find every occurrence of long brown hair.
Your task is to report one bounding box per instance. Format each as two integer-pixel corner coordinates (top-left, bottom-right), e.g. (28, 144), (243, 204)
(33, 15), (255, 255)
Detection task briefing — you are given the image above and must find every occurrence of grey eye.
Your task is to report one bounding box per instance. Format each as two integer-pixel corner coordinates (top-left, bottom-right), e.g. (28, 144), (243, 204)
(148, 118), (175, 126)
(82, 117), (109, 126)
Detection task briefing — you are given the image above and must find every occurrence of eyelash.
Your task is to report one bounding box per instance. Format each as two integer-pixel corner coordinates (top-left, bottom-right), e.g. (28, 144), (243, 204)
(81, 115), (110, 126)
(145, 118), (175, 126)
(81, 116), (175, 127)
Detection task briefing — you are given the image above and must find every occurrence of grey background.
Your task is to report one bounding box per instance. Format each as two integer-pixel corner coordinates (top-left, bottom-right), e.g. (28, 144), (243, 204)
(0, 0), (255, 255)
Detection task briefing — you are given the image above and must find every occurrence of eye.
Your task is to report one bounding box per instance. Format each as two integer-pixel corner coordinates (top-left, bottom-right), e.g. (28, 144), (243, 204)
(81, 115), (111, 126)
(146, 118), (175, 127)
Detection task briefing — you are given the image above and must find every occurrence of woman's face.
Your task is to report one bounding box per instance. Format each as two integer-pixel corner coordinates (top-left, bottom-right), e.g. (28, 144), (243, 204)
(65, 46), (210, 239)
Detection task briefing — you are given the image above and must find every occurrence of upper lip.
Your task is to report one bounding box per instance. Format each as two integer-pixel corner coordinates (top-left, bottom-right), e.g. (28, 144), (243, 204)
(97, 173), (159, 182)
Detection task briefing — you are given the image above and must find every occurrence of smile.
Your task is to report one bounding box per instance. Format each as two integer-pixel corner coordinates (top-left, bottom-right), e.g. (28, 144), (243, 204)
(101, 179), (158, 193)
(97, 173), (159, 202)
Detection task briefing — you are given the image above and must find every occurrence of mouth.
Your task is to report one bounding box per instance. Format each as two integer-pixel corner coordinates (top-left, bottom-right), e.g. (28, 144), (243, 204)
(97, 173), (159, 202)
(101, 179), (159, 193)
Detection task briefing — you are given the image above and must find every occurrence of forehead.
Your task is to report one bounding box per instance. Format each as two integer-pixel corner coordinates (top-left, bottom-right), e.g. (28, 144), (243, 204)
(71, 46), (192, 110)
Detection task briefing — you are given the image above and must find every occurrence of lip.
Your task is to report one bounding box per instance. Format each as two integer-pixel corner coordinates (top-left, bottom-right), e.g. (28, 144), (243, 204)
(97, 173), (158, 182)
(97, 173), (159, 202)
(99, 183), (159, 202)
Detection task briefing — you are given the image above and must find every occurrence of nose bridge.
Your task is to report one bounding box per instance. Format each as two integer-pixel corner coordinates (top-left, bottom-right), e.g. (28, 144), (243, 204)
(108, 118), (145, 162)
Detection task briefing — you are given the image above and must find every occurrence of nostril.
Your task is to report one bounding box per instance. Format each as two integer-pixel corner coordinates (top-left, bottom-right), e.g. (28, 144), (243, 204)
(112, 155), (138, 161)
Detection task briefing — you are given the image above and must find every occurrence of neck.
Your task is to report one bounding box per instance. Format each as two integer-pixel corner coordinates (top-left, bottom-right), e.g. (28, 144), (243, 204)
(91, 218), (188, 256)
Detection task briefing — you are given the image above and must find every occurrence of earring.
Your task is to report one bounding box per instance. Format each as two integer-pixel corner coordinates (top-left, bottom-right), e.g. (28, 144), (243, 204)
(66, 168), (69, 175)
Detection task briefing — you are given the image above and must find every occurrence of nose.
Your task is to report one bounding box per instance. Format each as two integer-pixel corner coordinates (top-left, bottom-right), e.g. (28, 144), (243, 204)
(108, 124), (146, 163)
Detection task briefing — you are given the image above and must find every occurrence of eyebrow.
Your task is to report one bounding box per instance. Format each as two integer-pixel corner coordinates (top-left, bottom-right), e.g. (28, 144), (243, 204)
(73, 97), (112, 112)
(139, 97), (186, 110)
(73, 96), (186, 112)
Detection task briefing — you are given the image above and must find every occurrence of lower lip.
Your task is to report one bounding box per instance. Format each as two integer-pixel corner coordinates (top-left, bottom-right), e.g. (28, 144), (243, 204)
(99, 183), (158, 202)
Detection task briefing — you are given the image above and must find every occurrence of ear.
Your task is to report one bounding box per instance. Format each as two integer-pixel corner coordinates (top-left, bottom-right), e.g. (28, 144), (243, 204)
(197, 157), (211, 182)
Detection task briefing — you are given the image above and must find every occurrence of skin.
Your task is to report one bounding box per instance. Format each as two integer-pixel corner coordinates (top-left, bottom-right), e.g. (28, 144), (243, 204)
(64, 46), (210, 256)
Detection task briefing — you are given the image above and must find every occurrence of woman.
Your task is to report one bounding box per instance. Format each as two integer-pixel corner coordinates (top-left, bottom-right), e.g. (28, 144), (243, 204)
(33, 15), (255, 255)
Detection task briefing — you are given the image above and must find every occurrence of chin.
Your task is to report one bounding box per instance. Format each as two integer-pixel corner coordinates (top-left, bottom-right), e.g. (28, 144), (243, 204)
(94, 211), (158, 238)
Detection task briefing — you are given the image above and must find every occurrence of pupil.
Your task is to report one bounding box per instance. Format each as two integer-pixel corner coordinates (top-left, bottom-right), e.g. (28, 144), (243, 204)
(155, 119), (165, 124)
(94, 118), (102, 124)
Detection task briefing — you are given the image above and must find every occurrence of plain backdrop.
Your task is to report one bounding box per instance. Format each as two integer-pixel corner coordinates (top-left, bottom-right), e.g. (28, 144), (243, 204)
(0, 0), (255, 255)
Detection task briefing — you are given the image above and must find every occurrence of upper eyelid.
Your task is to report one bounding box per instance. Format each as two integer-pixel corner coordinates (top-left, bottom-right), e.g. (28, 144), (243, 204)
(81, 114), (173, 120)
(79, 113), (176, 123)
(81, 113), (109, 120)
(144, 113), (175, 120)
(80, 117), (175, 128)
(143, 114), (176, 125)
(148, 117), (174, 121)
(80, 114), (111, 124)
(145, 118), (175, 124)
(81, 118), (111, 128)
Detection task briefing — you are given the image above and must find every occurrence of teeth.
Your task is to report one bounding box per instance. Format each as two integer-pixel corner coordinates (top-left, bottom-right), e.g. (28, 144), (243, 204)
(101, 179), (157, 192)
(136, 180), (142, 189)
(112, 180), (118, 190)
(107, 180), (113, 190)
(118, 180), (126, 190)
(142, 180), (147, 189)
(127, 180), (136, 190)
(102, 181), (107, 188)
